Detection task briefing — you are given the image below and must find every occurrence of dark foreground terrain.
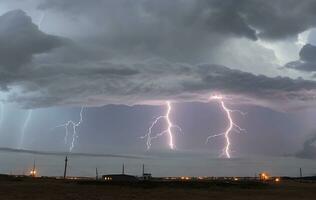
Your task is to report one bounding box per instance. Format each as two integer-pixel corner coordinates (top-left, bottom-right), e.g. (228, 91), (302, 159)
(0, 177), (316, 200)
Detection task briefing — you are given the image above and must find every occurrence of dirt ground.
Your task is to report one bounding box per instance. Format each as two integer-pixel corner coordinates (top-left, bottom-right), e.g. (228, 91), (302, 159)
(0, 178), (315, 200)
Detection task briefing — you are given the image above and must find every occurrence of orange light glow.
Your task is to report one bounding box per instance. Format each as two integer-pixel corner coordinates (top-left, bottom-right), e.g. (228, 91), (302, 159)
(30, 170), (37, 176)
(260, 172), (270, 181)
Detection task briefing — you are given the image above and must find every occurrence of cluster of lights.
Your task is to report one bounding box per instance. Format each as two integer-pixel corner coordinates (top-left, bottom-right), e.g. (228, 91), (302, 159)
(104, 177), (112, 181)
(259, 173), (281, 182)
(164, 177), (178, 180)
(30, 169), (37, 177)
(180, 176), (191, 180)
(260, 173), (270, 181)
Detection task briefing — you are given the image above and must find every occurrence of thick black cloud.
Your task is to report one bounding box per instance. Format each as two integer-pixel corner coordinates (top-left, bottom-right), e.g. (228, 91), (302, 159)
(0, 10), (64, 71)
(285, 44), (316, 72)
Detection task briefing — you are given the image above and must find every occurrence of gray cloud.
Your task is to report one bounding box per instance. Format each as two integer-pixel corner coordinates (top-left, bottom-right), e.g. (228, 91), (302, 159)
(35, 0), (258, 66)
(187, 64), (316, 99)
(33, 0), (316, 73)
(300, 44), (316, 62)
(239, 0), (316, 40)
(0, 5), (316, 109)
(37, 0), (316, 41)
(0, 10), (64, 71)
(285, 44), (316, 72)
(3, 59), (316, 109)
(296, 133), (316, 159)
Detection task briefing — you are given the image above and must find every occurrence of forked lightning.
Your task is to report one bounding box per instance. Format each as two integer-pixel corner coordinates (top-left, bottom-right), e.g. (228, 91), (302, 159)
(141, 101), (181, 150)
(56, 107), (84, 152)
(206, 95), (246, 158)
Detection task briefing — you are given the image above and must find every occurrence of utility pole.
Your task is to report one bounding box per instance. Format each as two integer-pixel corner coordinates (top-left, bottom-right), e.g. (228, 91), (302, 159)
(33, 160), (35, 171)
(63, 156), (68, 179)
(142, 164), (145, 177)
(96, 168), (99, 180)
(300, 168), (303, 178)
(122, 163), (125, 175)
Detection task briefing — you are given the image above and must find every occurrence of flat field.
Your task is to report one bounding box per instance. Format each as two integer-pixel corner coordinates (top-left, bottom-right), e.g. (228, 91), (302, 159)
(0, 178), (315, 200)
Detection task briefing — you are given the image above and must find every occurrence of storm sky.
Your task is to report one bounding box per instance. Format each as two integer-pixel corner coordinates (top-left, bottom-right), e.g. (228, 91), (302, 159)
(1, 0), (316, 176)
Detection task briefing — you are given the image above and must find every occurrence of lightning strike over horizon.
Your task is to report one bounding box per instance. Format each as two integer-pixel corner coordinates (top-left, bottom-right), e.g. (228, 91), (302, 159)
(0, 103), (3, 128)
(19, 110), (33, 149)
(141, 101), (182, 150)
(38, 13), (46, 30)
(206, 95), (246, 158)
(56, 107), (84, 152)
(17, 13), (47, 149)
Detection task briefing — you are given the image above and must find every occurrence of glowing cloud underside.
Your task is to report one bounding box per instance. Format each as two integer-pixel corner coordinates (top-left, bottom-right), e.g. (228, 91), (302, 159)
(56, 107), (84, 152)
(141, 101), (182, 150)
(206, 95), (246, 158)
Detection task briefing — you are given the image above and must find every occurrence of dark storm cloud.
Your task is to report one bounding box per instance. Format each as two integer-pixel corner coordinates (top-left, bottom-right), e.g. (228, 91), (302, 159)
(37, 0), (316, 41)
(4, 60), (316, 109)
(36, 0), (258, 66)
(0, 2), (316, 109)
(0, 10), (64, 71)
(239, 0), (316, 40)
(186, 64), (316, 100)
(209, 0), (316, 40)
(285, 44), (316, 72)
(300, 44), (316, 62)
(296, 133), (316, 159)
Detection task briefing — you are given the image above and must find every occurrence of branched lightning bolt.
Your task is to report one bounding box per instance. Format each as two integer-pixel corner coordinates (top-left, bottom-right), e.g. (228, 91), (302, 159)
(19, 110), (33, 149)
(56, 107), (84, 152)
(206, 95), (246, 158)
(141, 101), (182, 150)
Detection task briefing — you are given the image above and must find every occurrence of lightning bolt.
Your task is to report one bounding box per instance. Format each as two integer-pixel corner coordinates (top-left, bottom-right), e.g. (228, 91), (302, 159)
(206, 95), (246, 158)
(38, 13), (46, 30)
(18, 12), (47, 149)
(56, 107), (84, 152)
(19, 110), (33, 149)
(0, 103), (3, 128)
(141, 101), (181, 150)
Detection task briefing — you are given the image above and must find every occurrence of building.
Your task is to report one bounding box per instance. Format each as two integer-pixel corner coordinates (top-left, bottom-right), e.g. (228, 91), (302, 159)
(140, 164), (152, 180)
(102, 174), (138, 182)
(142, 173), (152, 180)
